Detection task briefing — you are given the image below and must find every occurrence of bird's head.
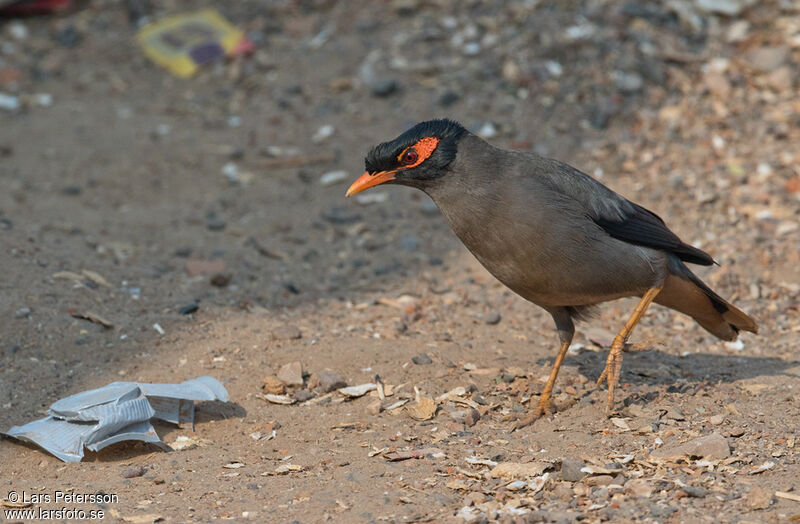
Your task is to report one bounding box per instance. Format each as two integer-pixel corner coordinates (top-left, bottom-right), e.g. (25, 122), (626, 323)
(346, 119), (466, 196)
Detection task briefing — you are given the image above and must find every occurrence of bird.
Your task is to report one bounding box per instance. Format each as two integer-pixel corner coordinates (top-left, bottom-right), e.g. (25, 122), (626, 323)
(346, 118), (757, 430)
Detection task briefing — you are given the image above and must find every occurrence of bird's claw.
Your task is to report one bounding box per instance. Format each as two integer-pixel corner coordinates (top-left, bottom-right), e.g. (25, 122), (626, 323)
(510, 398), (553, 432)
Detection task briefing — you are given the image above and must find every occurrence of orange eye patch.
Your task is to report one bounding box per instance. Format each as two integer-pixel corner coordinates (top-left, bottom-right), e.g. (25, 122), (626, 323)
(396, 137), (439, 170)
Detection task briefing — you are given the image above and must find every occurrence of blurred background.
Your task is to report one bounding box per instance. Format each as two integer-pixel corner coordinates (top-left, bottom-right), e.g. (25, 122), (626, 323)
(1, 0), (798, 521)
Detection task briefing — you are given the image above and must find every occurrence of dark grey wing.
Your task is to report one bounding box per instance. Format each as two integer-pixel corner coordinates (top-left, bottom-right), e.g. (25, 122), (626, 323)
(538, 157), (714, 266)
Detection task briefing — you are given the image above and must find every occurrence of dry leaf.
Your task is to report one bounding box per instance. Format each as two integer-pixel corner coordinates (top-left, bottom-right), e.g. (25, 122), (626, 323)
(406, 387), (437, 421)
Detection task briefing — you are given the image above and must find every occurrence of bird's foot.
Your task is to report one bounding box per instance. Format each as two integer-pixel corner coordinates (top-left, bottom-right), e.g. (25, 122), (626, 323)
(511, 396), (554, 432)
(596, 340), (625, 415)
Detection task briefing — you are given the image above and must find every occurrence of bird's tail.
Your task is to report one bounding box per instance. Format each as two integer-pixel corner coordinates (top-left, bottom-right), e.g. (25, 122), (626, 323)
(655, 262), (758, 341)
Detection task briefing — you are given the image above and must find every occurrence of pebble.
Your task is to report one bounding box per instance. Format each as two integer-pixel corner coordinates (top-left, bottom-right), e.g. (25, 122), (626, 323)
(726, 427), (745, 437)
(122, 466), (147, 478)
(272, 324), (302, 340)
(650, 433), (730, 460)
(438, 91), (460, 107)
(613, 71), (644, 93)
(464, 408), (481, 427)
(483, 311), (501, 325)
(319, 170), (349, 186)
(179, 302), (199, 315)
(560, 459), (586, 482)
(625, 478), (652, 498)
(209, 273), (231, 287)
(412, 353), (433, 365)
(206, 213), (227, 232)
(14, 307), (31, 319)
(312, 124), (334, 143)
(293, 389), (314, 402)
(477, 122), (497, 139)
(0, 93), (20, 112)
(695, 0), (754, 16)
(745, 486), (771, 509)
(316, 371), (347, 393)
(371, 79), (399, 97)
(262, 376), (285, 395)
(709, 414), (725, 425)
(54, 26), (81, 48)
(680, 485), (706, 498)
(585, 475), (614, 487)
(277, 361), (304, 386)
(745, 46), (789, 73)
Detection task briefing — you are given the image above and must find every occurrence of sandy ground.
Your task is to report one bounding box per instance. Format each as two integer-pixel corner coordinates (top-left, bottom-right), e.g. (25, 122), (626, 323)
(1, 1), (799, 523)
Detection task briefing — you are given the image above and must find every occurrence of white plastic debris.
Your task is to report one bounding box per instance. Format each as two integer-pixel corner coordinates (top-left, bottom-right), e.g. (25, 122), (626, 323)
(4, 376), (229, 462)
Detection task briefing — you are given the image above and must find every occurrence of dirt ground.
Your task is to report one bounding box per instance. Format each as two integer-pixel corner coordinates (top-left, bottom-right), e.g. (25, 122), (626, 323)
(1, 1), (799, 523)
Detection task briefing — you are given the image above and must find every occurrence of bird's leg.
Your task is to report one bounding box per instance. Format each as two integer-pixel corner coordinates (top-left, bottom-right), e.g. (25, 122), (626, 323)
(597, 285), (663, 414)
(513, 339), (571, 431)
(513, 309), (574, 431)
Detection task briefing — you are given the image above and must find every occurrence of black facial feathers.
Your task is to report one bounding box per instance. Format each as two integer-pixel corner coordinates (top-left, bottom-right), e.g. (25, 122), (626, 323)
(364, 119), (466, 175)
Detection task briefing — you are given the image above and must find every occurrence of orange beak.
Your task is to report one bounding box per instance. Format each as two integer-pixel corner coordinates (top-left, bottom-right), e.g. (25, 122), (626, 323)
(345, 170), (397, 197)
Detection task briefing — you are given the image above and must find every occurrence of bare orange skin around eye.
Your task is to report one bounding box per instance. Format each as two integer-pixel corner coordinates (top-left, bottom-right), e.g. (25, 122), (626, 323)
(397, 137), (439, 169)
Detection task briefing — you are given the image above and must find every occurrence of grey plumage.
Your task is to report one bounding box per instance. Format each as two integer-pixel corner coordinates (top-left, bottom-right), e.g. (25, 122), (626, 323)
(419, 133), (756, 341)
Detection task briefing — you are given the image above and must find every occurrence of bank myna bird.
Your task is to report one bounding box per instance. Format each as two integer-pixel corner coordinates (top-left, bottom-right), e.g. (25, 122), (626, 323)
(346, 119), (757, 429)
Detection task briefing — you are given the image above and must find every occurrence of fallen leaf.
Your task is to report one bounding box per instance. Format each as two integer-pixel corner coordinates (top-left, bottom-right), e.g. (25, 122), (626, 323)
(406, 388), (437, 421)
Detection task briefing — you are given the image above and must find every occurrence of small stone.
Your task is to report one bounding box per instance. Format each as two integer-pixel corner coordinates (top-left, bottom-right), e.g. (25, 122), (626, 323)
(319, 170), (349, 186)
(262, 376), (285, 395)
(745, 486), (771, 509)
(681, 486), (706, 498)
(625, 478), (652, 497)
(650, 433), (730, 460)
(726, 20), (750, 42)
(552, 482), (574, 501)
(709, 414), (725, 425)
(293, 389), (314, 402)
(483, 311), (501, 325)
(560, 459), (586, 482)
(371, 79), (399, 97)
(765, 67), (793, 92)
(727, 427), (745, 437)
(122, 466), (147, 478)
(613, 71), (644, 93)
(179, 302), (199, 315)
(316, 370), (347, 393)
(585, 475), (614, 487)
(185, 259), (225, 276)
(277, 361), (304, 386)
(464, 408), (481, 427)
(62, 185), (82, 196)
(438, 91), (460, 107)
(210, 273), (231, 287)
(54, 26), (81, 48)
(412, 353), (433, 365)
(272, 324), (301, 340)
(745, 46), (789, 73)
(206, 213), (227, 231)
(14, 307), (31, 319)
(367, 400), (383, 415)
(695, 0), (754, 15)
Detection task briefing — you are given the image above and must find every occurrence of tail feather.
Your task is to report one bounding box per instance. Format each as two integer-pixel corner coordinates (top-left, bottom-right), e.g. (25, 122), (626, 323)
(655, 263), (757, 341)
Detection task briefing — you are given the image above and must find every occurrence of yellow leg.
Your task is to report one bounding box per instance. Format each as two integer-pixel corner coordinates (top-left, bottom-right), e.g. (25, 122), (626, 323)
(597, 286), (663, 414)
(513, 339), (571, 431)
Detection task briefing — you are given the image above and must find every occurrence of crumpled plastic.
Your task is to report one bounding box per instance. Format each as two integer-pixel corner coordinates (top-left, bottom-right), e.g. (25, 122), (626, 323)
(4, 376), (229, 462)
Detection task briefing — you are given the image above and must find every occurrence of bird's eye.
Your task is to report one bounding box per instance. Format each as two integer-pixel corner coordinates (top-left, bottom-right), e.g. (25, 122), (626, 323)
(402, 149), (418, 165)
